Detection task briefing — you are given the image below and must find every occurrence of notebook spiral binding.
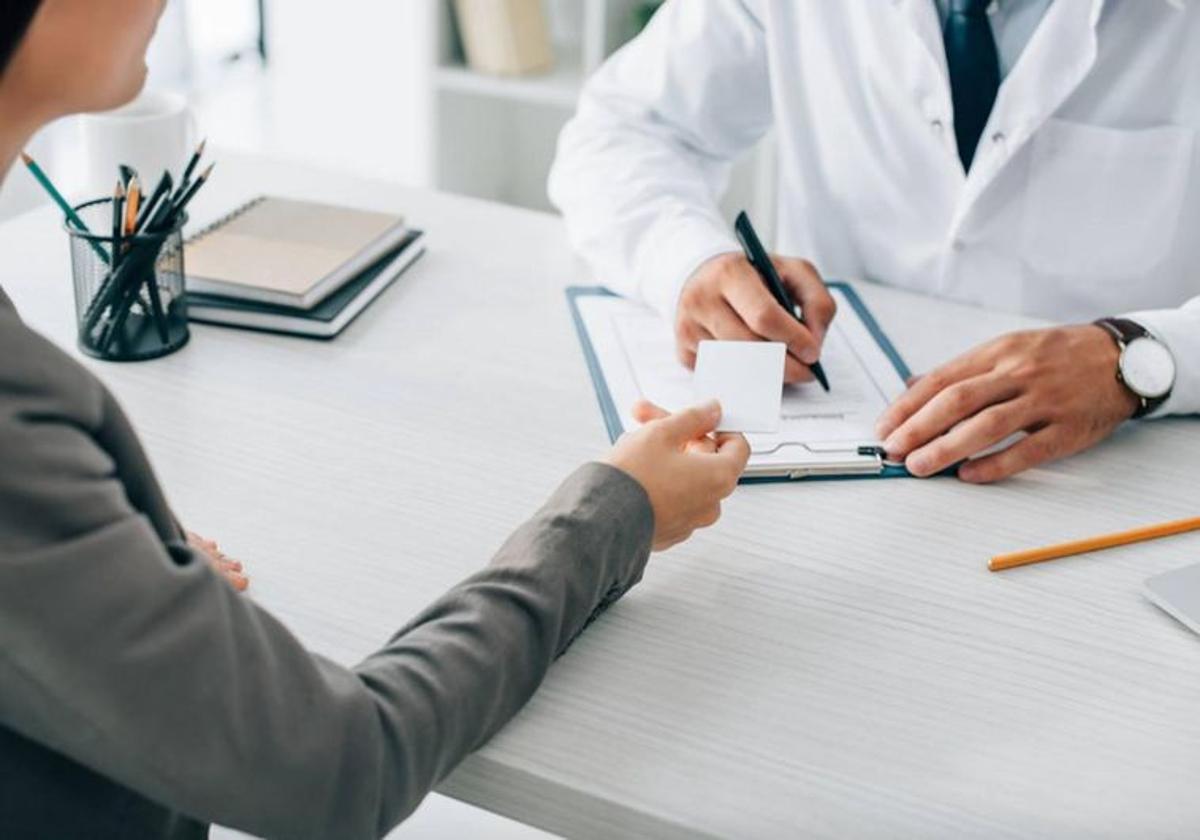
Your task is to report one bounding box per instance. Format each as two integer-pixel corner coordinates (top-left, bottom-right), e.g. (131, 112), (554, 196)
(184, 195), (268, 246)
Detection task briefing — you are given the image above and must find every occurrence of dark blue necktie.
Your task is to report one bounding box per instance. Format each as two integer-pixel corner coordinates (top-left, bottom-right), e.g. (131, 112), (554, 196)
(943, 0), (1001, 171)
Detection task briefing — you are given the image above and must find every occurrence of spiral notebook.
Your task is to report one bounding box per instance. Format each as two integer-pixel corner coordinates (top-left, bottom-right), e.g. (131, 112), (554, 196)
(187, 230), (425, 339)
(184, 196), (409, 309)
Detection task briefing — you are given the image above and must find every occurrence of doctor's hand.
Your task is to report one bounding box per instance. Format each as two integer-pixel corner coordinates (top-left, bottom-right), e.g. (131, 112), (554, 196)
(605, 399), (750, 551)
(675, 252), (837, 384)
(875, 326), (1138, 483)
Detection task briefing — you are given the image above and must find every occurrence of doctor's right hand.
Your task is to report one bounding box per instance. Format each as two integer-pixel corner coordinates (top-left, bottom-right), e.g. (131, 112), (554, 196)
(675, 252), (837, 384)
(604, 400), (750, 551)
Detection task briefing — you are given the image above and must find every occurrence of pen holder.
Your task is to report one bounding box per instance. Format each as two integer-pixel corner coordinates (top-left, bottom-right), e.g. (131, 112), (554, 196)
(66, 198), (189, 361)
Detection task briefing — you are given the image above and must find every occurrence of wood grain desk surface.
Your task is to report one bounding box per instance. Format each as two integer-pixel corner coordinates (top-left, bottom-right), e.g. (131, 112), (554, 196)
(3, 155), (1199, 839)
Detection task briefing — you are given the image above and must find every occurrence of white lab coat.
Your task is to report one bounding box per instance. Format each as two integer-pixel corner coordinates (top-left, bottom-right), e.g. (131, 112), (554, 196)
(549, 0), (1200, 416)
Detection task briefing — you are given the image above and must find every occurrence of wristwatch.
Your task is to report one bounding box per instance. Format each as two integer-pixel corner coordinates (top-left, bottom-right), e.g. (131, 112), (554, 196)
(1094, 317), (1176, 419)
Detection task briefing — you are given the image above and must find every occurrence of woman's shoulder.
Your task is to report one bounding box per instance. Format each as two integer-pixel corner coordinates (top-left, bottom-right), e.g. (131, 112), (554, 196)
(0, 289), (107, 434)
(0, 288), (180, 555)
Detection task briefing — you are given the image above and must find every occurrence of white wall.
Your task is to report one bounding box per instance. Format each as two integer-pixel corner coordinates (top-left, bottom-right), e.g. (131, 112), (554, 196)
(193, 0), (434, 188)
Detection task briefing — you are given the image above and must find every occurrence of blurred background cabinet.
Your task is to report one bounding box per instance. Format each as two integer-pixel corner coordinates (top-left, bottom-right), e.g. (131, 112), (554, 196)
(428, 0), (776, 228)
(430, 0), (644, 210)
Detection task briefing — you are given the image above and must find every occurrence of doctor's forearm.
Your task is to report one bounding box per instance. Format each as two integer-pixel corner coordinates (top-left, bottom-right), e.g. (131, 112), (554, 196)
(550, 101), (741, 318)
(549, 0), (770, 317)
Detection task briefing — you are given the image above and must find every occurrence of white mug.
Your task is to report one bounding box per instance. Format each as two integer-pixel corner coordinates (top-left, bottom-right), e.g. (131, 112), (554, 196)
(78, 90), (198, 197)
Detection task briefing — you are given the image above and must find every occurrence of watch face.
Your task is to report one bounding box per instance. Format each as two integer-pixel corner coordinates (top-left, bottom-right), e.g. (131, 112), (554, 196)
(1121, 338), (1176, 399)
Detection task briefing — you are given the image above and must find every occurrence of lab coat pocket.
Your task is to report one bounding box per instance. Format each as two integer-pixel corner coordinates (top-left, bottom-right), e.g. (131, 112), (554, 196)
(1021, 119), (1194, 278)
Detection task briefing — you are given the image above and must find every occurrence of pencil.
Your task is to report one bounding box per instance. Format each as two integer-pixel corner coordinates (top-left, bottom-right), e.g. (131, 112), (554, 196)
(119, 175), (168, 343)
(989, 516), (1200, 572)
(124, 176), (141, 236)
(136, 171), (173, 233)
(178, 138), (207, 193)
(97, 180), (129, 347)
(83, 183), (140, 340)
(100, 243), (159, 352)
(21, 152), (110, 264)
(168, 162), (215, 220)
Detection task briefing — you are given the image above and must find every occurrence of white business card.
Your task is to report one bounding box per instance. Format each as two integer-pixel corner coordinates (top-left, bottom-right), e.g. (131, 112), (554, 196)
(693, 340), (786, 433)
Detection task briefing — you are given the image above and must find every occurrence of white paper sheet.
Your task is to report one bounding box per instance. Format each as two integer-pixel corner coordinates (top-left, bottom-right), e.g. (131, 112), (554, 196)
(575, 286), (910, 477)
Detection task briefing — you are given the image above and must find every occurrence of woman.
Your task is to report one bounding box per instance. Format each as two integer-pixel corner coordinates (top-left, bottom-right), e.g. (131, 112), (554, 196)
(0, 2), (750, 838)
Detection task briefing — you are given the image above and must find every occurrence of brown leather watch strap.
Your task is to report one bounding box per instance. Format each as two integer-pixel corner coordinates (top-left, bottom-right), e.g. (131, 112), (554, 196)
(1093, 317), (1167, 419)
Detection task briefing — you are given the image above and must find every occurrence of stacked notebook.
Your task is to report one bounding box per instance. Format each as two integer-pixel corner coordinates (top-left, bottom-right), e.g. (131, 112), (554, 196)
(184, 197), (425, 338)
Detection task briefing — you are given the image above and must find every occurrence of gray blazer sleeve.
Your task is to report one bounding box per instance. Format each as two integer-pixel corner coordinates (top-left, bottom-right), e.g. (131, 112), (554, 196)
(0, 355), (653, 839)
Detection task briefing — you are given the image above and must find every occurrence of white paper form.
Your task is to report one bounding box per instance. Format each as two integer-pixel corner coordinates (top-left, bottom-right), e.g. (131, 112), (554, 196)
(575, 286), (910, 477)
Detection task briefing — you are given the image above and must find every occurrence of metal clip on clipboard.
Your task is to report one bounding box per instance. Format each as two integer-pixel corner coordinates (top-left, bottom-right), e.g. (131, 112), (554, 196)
(747, 442), (908, 480)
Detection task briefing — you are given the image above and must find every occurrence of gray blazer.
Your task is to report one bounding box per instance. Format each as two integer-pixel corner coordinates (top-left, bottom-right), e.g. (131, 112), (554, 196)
(0, 287), (653, 839)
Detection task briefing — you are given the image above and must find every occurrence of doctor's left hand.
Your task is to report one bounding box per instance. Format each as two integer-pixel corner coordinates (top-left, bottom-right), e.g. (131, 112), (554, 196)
(874, 325), (1139, 483)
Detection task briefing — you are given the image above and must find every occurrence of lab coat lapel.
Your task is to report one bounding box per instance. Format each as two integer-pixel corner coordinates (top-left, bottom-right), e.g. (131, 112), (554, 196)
(892, 0), (948, 82)
(954, 0), (1105, 225)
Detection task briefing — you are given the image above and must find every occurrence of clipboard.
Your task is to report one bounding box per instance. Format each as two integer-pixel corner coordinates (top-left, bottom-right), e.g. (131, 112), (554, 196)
(567, 282), (916, 483)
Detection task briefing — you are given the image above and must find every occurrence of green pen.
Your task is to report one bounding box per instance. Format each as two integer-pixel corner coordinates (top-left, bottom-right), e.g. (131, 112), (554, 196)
(21, 151), (111, 265)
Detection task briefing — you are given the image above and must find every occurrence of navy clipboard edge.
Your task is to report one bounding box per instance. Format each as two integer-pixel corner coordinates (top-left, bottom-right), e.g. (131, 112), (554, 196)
(566, 282), (914, 484)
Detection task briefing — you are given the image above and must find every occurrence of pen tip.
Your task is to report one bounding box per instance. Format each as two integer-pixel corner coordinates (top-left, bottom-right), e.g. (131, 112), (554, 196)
(199, 162), (215, 180)
(811, 363), (830, 393)
(20, 151), (33, 165)
(197, 138), (208, 155)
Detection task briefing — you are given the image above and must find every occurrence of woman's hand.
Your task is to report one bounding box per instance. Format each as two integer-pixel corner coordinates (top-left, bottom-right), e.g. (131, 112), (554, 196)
(604, 400), (751, 551)
(187, 531), (249, 592)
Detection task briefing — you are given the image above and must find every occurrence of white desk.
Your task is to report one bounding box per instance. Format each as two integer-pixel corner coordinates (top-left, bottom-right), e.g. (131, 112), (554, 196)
(4, 155), (1200, 839)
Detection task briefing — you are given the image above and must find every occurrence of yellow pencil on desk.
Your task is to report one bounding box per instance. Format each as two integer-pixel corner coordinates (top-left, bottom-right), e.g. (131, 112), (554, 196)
(989, 516), (1200, 572)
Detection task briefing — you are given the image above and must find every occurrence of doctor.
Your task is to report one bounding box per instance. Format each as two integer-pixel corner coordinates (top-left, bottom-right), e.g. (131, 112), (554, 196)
(550, 0), (1198, 483)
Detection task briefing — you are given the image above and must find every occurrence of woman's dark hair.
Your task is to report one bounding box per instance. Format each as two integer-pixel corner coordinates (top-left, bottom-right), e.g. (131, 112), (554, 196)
(1, 0), (42, 75)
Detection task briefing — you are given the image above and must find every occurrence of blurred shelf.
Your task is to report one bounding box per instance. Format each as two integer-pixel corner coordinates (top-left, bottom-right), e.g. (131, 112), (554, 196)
(428, 0), (635, 211)
(435, 53), (583, 110)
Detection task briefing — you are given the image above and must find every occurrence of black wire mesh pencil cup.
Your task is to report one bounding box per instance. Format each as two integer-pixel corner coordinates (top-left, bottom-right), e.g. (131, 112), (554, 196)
(67, 198), (190, 361)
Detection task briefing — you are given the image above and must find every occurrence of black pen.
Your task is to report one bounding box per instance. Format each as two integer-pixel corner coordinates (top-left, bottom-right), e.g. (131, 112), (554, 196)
(733, 210), (830, 391)
(111, 180), (125, 267)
